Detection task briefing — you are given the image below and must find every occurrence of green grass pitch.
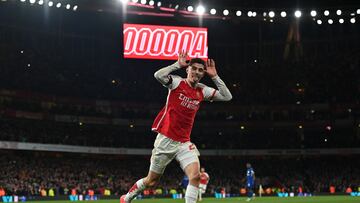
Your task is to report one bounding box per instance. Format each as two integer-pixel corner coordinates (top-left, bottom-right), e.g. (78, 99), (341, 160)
(26, 196), (360, 203)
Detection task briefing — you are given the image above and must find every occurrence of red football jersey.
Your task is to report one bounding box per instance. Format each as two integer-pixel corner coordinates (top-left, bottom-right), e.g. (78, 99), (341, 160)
(152, 78), (214, 143)
(200, 172), (210, 185)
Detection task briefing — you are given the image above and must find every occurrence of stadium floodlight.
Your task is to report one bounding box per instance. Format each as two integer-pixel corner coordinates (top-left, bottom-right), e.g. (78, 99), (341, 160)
(156, 1), (161, 7)
(148, 0), (154, 6)
(187, 6), (193, 12)
(336, 9), (342, 15)
(252, 11), (257, 17)
(281, 11), (287, 17)
(295, 10), (302, 18)
(73, 5), (78, 11)
(324, 10), (329, 16)
(140, 0), (146, 5)
(196, 5), (205, 15)
(210, 8), (216, 15)
(263, 12), (267, 17)
(350, 18), (356, 23)
(328, 19), (333, 24)
(236, 10), (242, 16)
(310, 10), (317, 17)
(357, 9), (360, 14)
(66, 4), (70, 9)
(56, 2), (61, 8)
(269, 11), (275, 18)
(131, 0), (138, 3)
(38, 0), (44, 5)
(29, 0), (35, 4)
(269, 19), (273, 22)
(317, 19), (322, 24)
(174, 4), (179, 10)
(48, 1), (53, 7)
(339, 19), (344, 24)
(20, 0), (25, 2)
(267, 11), (274, 18)
(247, 11), (252, 17)
(223, 9), (229, 16)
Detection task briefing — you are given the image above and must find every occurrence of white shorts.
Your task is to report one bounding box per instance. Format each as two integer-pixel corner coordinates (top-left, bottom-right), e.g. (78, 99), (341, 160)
(199, 184), (207, 194)
(150, 133), (200, 174)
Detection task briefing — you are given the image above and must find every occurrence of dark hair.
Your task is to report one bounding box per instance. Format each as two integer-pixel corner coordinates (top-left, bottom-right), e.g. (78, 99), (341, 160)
(188, 58), (206, 69)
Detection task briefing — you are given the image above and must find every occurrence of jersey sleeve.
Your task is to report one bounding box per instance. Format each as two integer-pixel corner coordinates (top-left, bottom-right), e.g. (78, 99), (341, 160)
(199, 83), (217, 101)
(210, 76), (232, 101)
(154, 62), (181, 89)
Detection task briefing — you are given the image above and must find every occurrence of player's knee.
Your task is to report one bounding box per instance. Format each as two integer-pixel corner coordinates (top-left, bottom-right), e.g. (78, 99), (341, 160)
(189, 172), (201, 183)
(146, 180), (158, 188)
(144, 176), (160, 188)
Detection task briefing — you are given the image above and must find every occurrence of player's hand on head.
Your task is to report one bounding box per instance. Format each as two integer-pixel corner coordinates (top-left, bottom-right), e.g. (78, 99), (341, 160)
(206, 59), (218, 78)
(178, 50), (189, 68)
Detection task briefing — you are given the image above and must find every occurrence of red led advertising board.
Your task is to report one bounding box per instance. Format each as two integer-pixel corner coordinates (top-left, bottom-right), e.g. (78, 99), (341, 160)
(123, 23), (208, 60)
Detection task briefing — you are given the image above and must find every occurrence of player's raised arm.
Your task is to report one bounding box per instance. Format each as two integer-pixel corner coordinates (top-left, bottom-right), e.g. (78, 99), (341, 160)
(205, 59), (232, 101)
(153, 50), (188, 87)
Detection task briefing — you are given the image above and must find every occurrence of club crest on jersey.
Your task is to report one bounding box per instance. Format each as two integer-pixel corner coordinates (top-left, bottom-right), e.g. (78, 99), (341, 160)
(179, 93), (200, 110)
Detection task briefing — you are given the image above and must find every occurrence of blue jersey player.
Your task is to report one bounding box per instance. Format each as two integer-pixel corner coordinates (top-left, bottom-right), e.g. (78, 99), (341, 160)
(246, 163), (255, 201)
(180, 175), (189, 195)
(181, 175), (189, 189)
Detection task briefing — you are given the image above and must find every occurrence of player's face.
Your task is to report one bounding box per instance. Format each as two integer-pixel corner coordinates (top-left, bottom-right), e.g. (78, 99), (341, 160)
(187, 63), (205, 84)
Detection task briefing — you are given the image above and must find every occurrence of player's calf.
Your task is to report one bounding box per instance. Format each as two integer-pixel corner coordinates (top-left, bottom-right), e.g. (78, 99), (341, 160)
(120, 195), (128, 203)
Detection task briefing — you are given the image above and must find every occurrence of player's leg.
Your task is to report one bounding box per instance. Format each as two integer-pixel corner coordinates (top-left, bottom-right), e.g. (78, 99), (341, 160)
(246, 185), (253, 201)
(176, 142), (201, 203)
(251, 186), (255, 199)
(198, 184), (203, 201)
(199, 184), (206, 201)
(121, 171), (162, 203)
(184, 162), (200, 203)
(121, 134), (177, 203)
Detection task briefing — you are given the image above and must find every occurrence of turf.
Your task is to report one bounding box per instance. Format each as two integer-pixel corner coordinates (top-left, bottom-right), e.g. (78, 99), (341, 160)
(25, 196), (360, 203)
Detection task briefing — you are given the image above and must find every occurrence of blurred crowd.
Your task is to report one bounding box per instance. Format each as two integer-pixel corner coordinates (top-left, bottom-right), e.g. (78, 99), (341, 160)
(0, 117), (359, 149)
(0, 151), (359, 197)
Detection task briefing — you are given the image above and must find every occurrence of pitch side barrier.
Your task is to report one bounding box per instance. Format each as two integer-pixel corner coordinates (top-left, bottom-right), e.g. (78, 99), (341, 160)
(1, 193), (357, 202)
(1, 141), (360, 156)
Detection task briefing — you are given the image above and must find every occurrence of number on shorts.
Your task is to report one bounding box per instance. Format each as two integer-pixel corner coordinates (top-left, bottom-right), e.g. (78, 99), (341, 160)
(189, 144), (195, 151)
